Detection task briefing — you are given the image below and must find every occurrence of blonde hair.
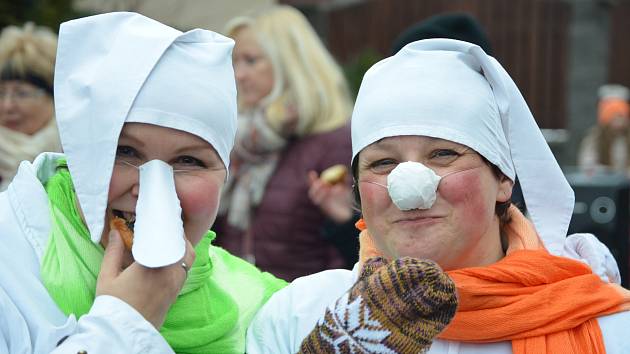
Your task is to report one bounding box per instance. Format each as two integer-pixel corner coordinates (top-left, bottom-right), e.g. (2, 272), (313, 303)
(0, 22), (57, 92)
(226, 5), (352, 136)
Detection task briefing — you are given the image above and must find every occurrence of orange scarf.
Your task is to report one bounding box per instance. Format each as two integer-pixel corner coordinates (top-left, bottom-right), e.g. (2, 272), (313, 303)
(357, 206), (630, 353)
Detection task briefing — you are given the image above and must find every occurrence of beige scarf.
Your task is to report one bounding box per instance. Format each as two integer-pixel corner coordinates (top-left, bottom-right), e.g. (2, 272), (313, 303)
(0, 118), (61, 191)
(219, 109), (288, 230)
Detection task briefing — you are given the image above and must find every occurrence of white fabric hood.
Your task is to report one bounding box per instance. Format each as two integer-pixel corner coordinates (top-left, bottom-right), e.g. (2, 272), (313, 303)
(351, 39), (574, 255)
(54, 12), (237, 244)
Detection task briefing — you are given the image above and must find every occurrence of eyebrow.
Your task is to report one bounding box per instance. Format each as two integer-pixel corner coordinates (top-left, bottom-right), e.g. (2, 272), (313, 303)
(370, 136), (450, 151)
(371, 139), (398, 150)
(118, 131), (145, 147)
(173, 145), (216, 155)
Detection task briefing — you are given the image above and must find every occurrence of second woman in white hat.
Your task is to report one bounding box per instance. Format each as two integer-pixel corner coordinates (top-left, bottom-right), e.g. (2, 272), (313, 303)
(246, 39), (630, 354)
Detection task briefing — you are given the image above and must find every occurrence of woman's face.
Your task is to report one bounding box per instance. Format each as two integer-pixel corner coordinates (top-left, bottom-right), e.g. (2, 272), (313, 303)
(102, 123), (226, 264)
(232, 27), (274, 108)
(608, 113), (629, 132)
(357, 135), (512, 271)
(0, 80), (53, 135)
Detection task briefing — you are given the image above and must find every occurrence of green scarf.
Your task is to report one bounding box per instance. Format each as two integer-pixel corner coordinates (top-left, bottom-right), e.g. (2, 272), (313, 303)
(41, 162), (286, 353)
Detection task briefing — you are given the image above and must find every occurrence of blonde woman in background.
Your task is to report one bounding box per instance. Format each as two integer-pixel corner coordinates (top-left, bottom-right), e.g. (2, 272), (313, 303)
(0, 23), (61, 191)
(214, 5), (357, 281)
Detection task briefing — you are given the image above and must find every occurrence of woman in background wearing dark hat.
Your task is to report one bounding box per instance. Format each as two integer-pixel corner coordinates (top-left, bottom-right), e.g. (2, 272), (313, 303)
(391, 12), (493, 55)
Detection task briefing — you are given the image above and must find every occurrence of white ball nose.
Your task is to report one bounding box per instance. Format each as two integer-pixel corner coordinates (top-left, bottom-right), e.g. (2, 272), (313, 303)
(387, 161), (441, 210)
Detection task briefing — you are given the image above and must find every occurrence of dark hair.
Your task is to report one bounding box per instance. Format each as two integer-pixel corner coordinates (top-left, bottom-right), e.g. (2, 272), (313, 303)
(391, 12), (493, 56)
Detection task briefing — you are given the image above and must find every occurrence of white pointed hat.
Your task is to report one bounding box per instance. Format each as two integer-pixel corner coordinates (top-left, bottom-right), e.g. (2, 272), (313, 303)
(351, 39), (574, 255)
(54, 12), (237, 244)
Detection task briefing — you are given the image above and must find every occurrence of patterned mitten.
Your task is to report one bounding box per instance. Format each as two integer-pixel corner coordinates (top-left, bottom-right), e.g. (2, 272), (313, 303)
(298, 257), (458, 353)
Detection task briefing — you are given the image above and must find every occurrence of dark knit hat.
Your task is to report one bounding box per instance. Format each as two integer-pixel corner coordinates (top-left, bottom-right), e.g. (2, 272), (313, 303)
(299, 257), (458, 353)
(391, 12), (492, 55)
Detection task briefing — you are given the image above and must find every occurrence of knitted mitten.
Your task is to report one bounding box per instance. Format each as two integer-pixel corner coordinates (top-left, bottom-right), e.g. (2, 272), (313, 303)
(298, 257), (458, 353)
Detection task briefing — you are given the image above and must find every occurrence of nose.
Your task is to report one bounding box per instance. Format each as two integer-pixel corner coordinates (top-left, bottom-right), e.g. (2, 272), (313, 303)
(234, 62), (247, 83)
(130, 182), (140, 198)
(0, 93), (16, 112)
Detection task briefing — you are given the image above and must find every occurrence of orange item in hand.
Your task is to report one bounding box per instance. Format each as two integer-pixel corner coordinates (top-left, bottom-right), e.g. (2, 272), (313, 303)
(110, 216), (134, 251)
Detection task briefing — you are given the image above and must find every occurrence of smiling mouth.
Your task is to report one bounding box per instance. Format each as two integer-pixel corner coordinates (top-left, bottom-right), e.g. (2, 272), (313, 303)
(112, 209), (136, 231)
(395, 215), (443, 224)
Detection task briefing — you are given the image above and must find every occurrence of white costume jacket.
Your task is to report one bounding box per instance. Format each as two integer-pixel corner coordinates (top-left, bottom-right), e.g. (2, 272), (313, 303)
(0, 153), (173, 354)
(246, 264), (630, 354)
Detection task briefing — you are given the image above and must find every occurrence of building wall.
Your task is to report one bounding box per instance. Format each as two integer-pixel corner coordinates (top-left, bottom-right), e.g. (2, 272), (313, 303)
(76, 0), (627, 167)
(565, 0), (611, 166)
(74, 0), (275, 32)
(284, 0), (626, 167)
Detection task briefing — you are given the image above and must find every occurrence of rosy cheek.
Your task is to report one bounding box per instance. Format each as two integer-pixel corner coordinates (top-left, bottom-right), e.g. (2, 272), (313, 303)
(358, 181), (389, 207)
(358, 181), (391, 226)
(178, 182), (222, 221)
(439, 172), (491, 218)
(107, 172), (125, 203)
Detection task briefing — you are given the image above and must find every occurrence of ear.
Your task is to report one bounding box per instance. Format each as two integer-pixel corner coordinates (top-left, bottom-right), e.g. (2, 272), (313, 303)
(496, 175), (513, 203)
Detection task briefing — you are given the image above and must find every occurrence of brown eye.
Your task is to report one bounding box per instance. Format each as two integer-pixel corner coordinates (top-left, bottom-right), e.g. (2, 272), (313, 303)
(431, 149), (458, 158)
(369, 159), (398, 174)
(174, 156), (206, 169)
(429, 149), (462, 164)
(116, 145), (138, 157)
(244, 55), (259, 65)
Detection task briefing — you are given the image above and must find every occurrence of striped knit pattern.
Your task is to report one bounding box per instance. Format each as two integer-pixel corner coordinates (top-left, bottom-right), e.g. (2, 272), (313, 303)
(299, 257), (458, 353)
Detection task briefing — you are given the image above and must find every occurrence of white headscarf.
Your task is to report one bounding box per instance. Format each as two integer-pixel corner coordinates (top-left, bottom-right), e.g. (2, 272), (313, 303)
(351, 39), (574, 256)
(54, 12), (237, 244)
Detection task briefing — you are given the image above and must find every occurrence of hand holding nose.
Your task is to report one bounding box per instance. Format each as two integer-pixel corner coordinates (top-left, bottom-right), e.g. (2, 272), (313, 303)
(96, 229), (196, 329)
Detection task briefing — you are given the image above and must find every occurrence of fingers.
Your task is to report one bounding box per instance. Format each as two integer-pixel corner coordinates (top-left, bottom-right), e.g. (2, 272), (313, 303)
(307, 170), (318, 186)
(180, 239), (196, 278)
(308, 170), (328, 205)
(98, 229), (125, 283)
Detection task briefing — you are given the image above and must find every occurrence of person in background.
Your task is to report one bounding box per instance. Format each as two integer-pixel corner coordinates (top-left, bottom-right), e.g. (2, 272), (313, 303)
(579, 84), (630, 176)
(391, 12), (493, 55)
(0, 12), (285, 353)
(214, 5), (356, 281)
(0, 22), (61, 191)
(246, 39), (630, 354)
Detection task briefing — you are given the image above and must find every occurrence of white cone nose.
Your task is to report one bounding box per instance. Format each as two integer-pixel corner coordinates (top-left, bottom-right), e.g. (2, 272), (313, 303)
(132, 159), (186, 268)
(387, 161), (441, 210)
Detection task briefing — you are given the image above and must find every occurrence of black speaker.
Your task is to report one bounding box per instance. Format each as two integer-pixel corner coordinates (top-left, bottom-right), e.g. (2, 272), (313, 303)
(565, 171), (630, 287)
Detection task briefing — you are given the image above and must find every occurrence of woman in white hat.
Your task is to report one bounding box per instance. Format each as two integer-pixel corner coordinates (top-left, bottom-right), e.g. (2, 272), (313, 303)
(247, 39), (630, 353)
(0, 12), (285, 354)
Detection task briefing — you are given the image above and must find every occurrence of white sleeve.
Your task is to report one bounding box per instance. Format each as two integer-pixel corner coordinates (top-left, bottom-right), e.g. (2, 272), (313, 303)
(246, 269), (355, 354)
(562, 233), (621, 284)
(51, 296), (173, 354)
(246, 288), (297, 354)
